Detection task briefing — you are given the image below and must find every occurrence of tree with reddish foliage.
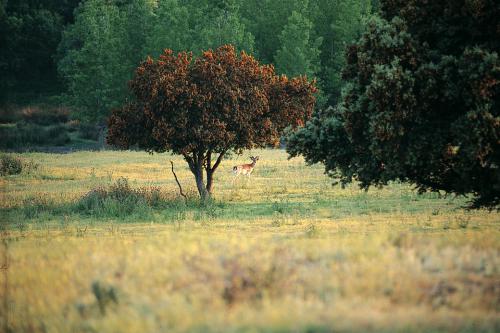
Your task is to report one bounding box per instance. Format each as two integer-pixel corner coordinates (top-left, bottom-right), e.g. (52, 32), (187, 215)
(108, 45), (316, 199)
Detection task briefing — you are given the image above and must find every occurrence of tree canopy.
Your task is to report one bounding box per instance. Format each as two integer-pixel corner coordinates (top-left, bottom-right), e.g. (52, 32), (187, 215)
(286, 0), (500, 209)
(0, 0), (79, 104)
(1, 0), (370, 122)
(275, 11), (322, 79)
(108, 45), (316, 199)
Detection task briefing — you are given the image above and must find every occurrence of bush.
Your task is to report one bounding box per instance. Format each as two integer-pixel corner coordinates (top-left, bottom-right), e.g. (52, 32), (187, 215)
(77, 178), (166, 218)
(0, 154), (23, 175)
(22, 195), (54, 218)
(0, 122), (71, 148)
(47, 124), (71, 145)
(21, 106), (69, 125)
(219, 248), (295, 304)
(0, 104), (22, 123)
(77, 123), (100, 141)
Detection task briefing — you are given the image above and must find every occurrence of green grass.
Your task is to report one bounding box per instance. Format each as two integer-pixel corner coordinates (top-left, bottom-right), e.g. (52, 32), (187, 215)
(0, 149), (498, 333)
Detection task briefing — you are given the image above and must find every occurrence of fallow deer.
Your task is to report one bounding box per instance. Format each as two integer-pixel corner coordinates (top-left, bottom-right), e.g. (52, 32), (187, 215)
(233, 156), (259, 178)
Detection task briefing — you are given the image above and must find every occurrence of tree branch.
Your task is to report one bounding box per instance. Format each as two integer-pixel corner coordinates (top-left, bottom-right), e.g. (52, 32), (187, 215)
(184, 154), (196, 174)
(170, 160), (187, 203)
(211, 150), (226, 172)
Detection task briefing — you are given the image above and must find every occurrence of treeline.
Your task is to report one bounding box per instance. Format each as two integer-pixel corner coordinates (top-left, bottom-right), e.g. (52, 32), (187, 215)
(0, 0), (80, 104)
(1, 0), (375, 122)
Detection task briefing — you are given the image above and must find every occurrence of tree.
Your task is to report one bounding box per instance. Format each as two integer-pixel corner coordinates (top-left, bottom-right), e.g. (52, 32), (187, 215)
(108, 45), (317, 200)
(122, 0), (154, 67)
(0, 0), (78, 104)
(57, 0), (136, 123)
(195, 0), (254, 54)
(275, 11), (322, 79)
(310, 0), (371, 106)
(144, 0), (191, 57)
(240, 0), (303, 64)
(274, 9), (324, 106)
(286, 0), (500, 208)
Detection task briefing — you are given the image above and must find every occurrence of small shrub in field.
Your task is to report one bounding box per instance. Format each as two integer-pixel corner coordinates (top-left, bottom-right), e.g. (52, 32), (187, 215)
(219, 248), (295, 305)
(193, 200), (223, 221)
(108, 177), (137, 201)
(456, 216), (470, 229)
(272, 199), (290, 214)
(305, 223), (320, 238)
(91, 281), (119, 315)
(0, 154), (23, 175)
(22, 158), (40, 175)
(22, 195), (54, 218)
(0, 155), (40, 176)
(77, 178), (168, 218)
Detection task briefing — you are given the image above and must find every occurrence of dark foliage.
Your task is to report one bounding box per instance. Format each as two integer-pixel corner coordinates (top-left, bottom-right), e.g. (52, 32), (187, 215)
(76, 122), (100, 141)
(0, 123), (70, 149)
(0, 154), (23, 175)
(286, 0), (500, 208)
(20, 106), (69, 125)
(0, 0), (80, 104)
(108, 45), (316, 199)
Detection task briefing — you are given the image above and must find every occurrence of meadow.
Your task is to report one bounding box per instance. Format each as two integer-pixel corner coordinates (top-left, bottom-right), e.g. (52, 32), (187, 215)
(0, 149), (499, 333)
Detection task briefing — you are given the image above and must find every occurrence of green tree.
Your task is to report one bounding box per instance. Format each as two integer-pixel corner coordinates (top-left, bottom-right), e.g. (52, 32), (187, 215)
(195, 0), (254, 54)
(275, 11), (322, 79)
(58, 0), (133, 123)
(143, 0), (191, 57)
(145, 0), (254, 57)
(0, 1), (66, 104)
(240, 0), (303, 64)
(310, 0), (371, 106)
(286, 0), (500, 209)
(122, 0), (154, 66)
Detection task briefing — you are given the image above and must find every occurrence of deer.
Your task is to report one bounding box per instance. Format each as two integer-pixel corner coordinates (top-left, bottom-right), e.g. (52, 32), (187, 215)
(232, 156), (259, 179)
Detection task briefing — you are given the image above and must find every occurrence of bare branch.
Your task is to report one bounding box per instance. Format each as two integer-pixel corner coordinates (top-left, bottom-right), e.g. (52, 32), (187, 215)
(170, 160), (188, 203)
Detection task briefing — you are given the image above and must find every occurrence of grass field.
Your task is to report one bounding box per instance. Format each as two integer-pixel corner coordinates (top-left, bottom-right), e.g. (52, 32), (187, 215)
(0, 149), (499, 333)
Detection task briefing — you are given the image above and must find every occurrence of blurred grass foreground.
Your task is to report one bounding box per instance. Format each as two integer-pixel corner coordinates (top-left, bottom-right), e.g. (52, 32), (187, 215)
(0, 149), (499, 333)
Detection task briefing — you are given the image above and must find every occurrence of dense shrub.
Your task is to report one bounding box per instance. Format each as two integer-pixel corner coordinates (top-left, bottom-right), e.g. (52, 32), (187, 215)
(22, 195), (55, 218)
(0, 154), (40, 177)
(0, 104), (22, 123)
(0, 104), (73, 149)
(21, 106), (69, 125)
(0, 122), (71, 148)
(13, 177), (204, 220)
(0, 154), (23, 175)
(77, 178), (165, 217)
(77, 123), (100, 141)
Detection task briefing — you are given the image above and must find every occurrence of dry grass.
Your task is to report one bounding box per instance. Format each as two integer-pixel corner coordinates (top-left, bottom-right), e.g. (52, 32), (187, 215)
(0, 149), (499, 332)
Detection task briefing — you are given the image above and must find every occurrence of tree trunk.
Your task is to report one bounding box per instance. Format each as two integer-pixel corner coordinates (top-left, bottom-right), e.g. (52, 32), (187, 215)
(206, 170), (214, 194)
(205, 150), (225, 197)
(194, 165), (209, 201)
(185, 150), (225, 201)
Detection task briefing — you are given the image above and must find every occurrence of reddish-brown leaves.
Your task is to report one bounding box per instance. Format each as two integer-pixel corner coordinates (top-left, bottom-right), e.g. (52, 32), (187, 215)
(108, 45), (317, 155)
